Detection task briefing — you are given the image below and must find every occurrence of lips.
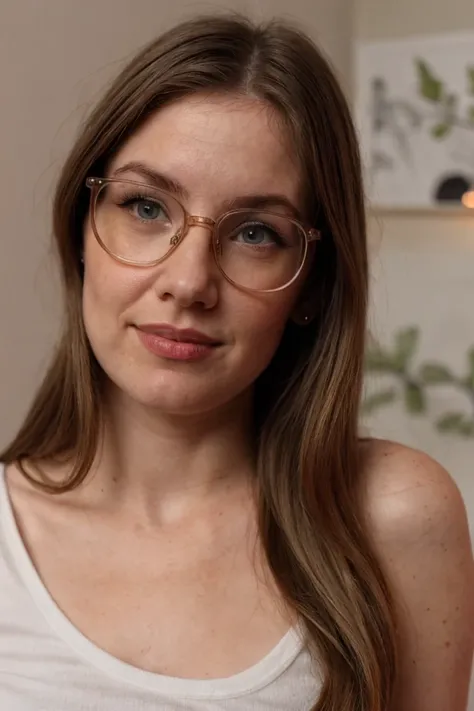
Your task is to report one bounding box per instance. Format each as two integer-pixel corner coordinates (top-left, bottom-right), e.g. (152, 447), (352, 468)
(135, 323), (222, 362)
(136, 323), (221, 346)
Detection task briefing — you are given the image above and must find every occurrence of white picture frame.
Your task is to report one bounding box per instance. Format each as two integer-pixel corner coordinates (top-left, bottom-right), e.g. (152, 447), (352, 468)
(355, 32), (474, 212)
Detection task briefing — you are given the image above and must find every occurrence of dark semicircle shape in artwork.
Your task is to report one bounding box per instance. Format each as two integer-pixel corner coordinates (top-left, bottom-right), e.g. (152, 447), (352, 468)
(434, 174), (472, 203)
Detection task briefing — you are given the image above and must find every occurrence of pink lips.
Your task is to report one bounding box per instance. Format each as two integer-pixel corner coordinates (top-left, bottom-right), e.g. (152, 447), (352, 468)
(135, 323), (221, 361)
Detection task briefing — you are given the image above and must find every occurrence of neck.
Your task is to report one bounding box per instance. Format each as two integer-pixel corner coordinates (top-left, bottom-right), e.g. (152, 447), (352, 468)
(84, 385), (256, 522)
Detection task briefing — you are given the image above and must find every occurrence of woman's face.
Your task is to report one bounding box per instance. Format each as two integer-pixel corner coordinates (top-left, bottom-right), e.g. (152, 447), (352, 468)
(82, 93), (307, 416)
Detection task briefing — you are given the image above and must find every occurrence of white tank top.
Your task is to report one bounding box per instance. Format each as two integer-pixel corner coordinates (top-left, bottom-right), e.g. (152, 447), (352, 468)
(0, 464), (322, 710)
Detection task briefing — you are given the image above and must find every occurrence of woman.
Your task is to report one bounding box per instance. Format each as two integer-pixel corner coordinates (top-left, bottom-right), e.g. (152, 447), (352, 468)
(0, 13), (472, 711)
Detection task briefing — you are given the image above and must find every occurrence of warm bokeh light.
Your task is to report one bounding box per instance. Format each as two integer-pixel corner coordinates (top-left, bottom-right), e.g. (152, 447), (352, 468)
(461, 190), (474, 209)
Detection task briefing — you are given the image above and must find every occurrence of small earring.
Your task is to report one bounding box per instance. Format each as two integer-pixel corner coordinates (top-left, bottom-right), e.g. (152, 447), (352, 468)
(292, 312), (312, 326)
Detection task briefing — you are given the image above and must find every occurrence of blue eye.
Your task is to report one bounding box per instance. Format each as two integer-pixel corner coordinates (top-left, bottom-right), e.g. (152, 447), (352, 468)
(241, 225), (269, 244)
(234, 222), (285, 247)
(120, 195), (169, 222)
(136, 200), (164, 221)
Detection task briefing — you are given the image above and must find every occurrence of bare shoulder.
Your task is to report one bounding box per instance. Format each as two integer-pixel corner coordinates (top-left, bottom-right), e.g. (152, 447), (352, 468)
(359, 438), (467, 540)
(359, 439), (474, 711)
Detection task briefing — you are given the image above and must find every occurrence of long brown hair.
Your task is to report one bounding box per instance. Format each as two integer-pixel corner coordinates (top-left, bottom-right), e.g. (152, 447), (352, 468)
(1, 14), (397, 710)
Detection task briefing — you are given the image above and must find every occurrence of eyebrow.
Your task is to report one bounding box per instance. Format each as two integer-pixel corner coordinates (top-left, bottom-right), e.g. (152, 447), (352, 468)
(111, 161), (303, 220)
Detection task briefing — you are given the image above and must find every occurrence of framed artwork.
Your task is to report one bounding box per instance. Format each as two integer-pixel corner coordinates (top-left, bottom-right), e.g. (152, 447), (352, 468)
(355, 32), (474, 211)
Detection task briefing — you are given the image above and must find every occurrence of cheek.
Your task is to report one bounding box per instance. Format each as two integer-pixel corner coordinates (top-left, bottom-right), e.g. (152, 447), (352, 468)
(81, 242), (146, 349)
(230, 291), (298, 370)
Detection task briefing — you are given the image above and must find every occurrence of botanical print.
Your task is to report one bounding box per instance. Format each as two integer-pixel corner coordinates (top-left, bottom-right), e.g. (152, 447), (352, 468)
(364, 327), (474, 439)
(356, 32), (474, 209)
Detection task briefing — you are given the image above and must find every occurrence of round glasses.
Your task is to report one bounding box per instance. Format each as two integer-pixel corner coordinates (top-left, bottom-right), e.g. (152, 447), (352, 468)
(86, 177), (320, 293)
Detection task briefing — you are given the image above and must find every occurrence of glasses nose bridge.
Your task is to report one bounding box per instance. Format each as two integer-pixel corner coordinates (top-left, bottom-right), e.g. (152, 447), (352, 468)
(185, 214), (216, 234)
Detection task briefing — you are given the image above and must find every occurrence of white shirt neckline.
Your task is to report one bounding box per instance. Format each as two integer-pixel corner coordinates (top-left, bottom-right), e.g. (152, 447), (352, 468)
(0, 462), (305, 699)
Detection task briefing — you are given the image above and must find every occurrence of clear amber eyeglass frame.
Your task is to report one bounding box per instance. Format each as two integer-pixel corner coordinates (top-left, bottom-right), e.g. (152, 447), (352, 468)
(85, 177), (321, 294)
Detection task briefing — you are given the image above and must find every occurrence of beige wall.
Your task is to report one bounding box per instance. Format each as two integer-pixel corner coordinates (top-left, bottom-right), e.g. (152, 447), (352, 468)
(356, 0), (474, 527)
(357, 0), (474, 38)
(355, 2), (474, 702)
(0, 0), (352, 448)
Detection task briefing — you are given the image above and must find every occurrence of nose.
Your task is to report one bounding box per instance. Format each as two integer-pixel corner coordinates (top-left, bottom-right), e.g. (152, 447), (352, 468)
(154, 222), (219, 310)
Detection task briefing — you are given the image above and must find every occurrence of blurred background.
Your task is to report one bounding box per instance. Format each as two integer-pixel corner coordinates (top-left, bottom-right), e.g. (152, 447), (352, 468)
(0, 0), (472, 700)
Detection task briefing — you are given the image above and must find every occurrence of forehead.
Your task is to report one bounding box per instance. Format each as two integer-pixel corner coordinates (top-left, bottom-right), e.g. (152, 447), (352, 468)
(108, 93), (302, 206)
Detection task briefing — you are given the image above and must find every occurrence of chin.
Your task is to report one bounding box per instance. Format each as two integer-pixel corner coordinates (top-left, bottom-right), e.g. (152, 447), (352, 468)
(108, 366), (247, 418)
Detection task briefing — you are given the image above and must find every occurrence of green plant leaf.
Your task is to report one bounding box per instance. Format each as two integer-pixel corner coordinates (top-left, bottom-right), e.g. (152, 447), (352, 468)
(393, 327), (419, 371)
(468, 67), (474, 95)
(459, 420), (474, 437)
(365, 348), (398, 373)
(419, 363), (455, 385)
(404, 382), (425, 413)
(416, 59), (443, 102)
(437, 412), (474, 437)
(437, 412), (465, 431)
(468, 105), (474, 125)
(431, 122), (451, 139)
(362, 389), (397, 415)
